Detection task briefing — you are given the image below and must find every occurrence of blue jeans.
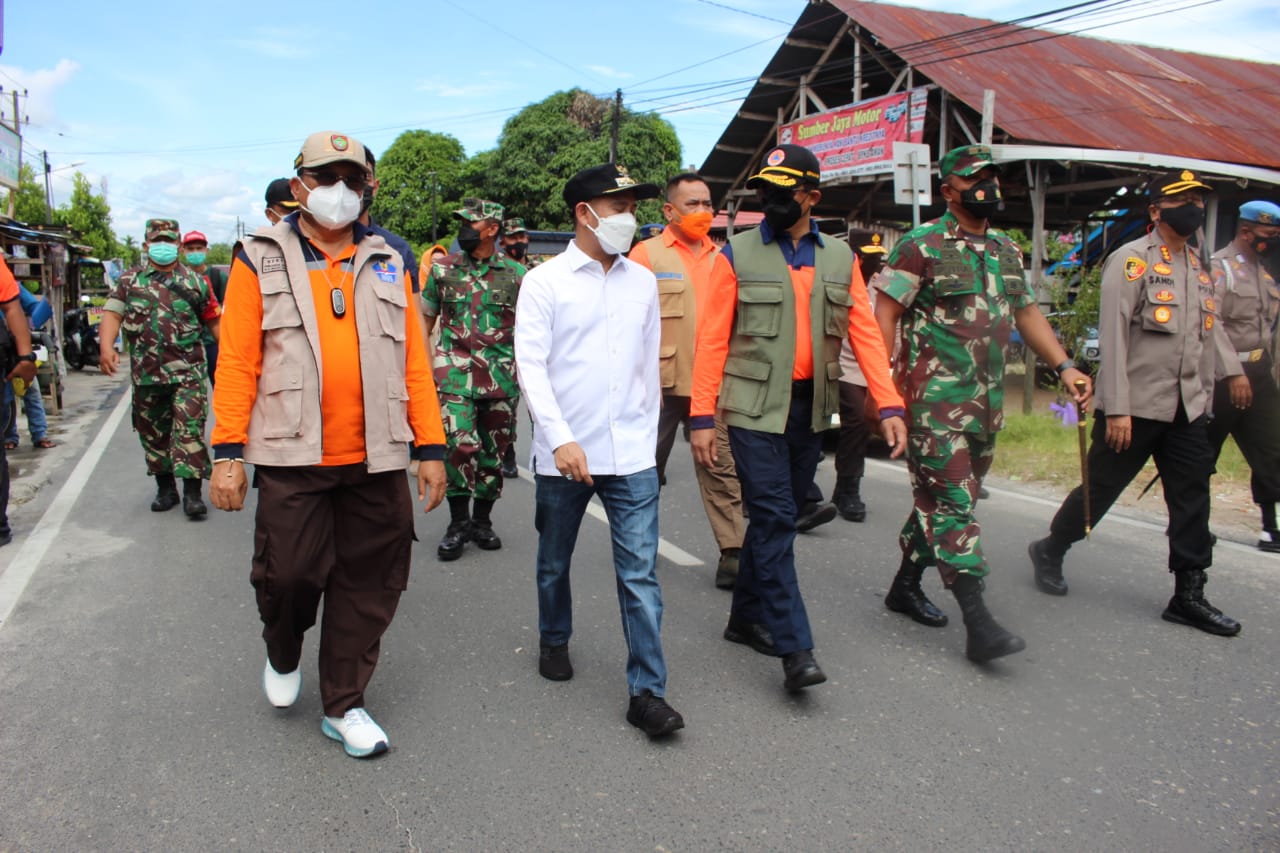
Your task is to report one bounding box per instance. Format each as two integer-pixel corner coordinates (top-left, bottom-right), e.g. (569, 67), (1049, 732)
(5, 377), (47, 444)
(534, 468), (667, 697)
(728, 384), (823, 656)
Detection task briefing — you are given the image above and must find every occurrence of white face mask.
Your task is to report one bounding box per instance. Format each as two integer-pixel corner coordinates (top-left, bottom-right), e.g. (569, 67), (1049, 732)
(302, 182), (362, 229)
(585, 204), (637, 255)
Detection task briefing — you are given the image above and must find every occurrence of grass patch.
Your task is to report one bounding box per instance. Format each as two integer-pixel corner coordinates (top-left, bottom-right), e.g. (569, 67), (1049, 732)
(991, 412), (1251, 487)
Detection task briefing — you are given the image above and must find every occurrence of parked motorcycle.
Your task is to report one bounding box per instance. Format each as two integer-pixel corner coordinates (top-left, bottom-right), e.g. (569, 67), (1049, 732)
(62, 296), (102, 371)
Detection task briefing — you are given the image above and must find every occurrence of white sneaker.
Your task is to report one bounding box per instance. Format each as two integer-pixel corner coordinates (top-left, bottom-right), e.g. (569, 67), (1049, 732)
(321, 708), (389, 758)
(262, 660), (301, 708)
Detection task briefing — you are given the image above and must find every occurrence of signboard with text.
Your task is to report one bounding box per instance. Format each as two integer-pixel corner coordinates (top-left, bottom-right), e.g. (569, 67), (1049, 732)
(0, 122), (18, 190)
(777, 88), (928, 182)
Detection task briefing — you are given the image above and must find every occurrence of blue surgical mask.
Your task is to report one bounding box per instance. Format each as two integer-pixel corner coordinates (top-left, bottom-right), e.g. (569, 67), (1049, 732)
(148, 243), (179, 265)
(184, 251), (207, 266)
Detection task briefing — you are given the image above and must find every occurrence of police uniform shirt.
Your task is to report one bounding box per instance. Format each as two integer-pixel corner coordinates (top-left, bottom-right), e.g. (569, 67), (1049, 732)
(1210, 243), (1280, 367)
(1097, 232), (1241, 422)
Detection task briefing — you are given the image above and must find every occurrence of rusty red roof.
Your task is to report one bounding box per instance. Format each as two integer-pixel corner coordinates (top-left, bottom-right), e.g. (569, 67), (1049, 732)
(834, 0), (1280, 168)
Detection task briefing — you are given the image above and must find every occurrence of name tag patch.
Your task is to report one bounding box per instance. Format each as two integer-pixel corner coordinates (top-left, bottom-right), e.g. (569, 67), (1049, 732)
(655, 272), (684, 280)
(262, 256), (286, 274)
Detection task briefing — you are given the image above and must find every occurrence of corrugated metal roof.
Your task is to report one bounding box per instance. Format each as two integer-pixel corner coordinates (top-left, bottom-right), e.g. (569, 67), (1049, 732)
(832, 0), (1280, 168)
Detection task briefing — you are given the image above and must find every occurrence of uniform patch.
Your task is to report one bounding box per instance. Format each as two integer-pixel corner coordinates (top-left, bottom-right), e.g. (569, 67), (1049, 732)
(372, 260), (398, 282)
(1159, 245), (1172, 263)
(1204, 297), (1215, 312)
(1154, 306), (1172, 324)
(1153, 262), (1172, 275)
(330, 134), (349, 151)
(1204, 315), (1214, 330)
(654, 272), (684, 280)
(1154, 289), (1175, 302)
(1199, 272), (1211, 285)
(1124, 257), (1147, 281)
(262, 256), (286, 274)
(766, 148), (786, 166)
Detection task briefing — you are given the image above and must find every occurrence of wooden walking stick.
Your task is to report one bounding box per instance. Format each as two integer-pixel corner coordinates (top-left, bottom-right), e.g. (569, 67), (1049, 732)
(1073, 378), (1091, 538)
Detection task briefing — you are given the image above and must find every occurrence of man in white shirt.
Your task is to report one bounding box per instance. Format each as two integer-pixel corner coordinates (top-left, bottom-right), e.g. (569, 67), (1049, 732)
(514, 163), (684, 738)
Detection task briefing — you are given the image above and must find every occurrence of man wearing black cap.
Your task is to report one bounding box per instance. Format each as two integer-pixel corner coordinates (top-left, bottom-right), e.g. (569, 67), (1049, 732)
(514, 162), (684, 738)
(689, 144), (907, 692)
(264, 178), (299, 225)
(1029, 168), (1243, 637)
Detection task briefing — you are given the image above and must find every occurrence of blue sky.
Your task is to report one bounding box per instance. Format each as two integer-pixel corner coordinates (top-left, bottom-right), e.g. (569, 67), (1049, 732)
(2, 0), (1277, 248)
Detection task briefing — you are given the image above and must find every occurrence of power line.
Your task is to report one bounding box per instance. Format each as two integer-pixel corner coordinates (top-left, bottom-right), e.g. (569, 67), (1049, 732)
(690, 0), (793, 25)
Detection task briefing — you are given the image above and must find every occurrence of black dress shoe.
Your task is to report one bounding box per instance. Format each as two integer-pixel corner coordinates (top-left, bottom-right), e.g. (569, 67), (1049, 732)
(1028, 538), (1068, 596)
(437, 522), (470, 561)
(782, 650), (826, 691)
(182, 493), (208, 519)
(626, 690), (684, 737)
(723, 617), (776, 656)
(796, 501), (837, 533)
(470, 522), (502, 551)
(538, 643), (573, 680)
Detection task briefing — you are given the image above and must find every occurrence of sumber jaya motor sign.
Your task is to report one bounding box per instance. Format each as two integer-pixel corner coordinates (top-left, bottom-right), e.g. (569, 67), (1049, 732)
(777, 88), (928, 181)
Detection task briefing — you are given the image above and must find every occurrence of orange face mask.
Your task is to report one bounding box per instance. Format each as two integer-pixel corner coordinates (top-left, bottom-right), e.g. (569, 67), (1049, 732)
(673, 210), (713, 240)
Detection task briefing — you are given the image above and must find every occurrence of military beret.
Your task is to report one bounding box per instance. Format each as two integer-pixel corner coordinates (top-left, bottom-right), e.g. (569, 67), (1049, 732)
(1239, 200), (1280, 225)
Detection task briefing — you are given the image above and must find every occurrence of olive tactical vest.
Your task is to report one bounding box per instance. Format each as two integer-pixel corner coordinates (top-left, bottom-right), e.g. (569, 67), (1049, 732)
(718, 229), (853, 434)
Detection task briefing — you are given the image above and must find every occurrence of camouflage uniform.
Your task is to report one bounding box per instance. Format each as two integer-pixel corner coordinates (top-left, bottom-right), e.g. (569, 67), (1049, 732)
(876, 208), (1033, 583)
(423, 199), (526, 501)
(105, 219), (219, 480)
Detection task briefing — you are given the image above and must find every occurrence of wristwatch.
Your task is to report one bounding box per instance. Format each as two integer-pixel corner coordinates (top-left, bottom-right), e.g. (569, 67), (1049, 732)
(15, 353), (36, 363)
(1055, 358), (1076, 375)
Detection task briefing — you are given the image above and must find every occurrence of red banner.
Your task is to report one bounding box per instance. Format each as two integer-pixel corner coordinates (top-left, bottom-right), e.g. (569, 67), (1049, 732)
(777, 88), (927, 181)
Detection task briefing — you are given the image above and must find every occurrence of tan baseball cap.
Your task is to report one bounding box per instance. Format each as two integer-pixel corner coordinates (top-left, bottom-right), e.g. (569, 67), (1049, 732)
(294, 131), (368, 171)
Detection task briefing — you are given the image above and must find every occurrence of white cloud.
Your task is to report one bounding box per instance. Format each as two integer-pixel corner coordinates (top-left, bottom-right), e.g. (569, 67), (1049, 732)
(586, 65), (633, 80)
(0, 59), (81, 131)
(415, 79), (507, 99)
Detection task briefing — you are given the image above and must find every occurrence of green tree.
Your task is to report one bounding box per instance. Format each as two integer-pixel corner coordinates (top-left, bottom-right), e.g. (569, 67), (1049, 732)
(371, 130), (468, 247)
(205, 242), (233, 265)
(2, 162), (51, 224)
(465, 89), (682, 231)
(121, 235), (142, 269)
(53, 173), (117, 259)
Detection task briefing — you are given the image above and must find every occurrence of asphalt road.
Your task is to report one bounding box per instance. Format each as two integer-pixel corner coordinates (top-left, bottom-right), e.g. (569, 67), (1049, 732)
(1, 386), (1277, 852)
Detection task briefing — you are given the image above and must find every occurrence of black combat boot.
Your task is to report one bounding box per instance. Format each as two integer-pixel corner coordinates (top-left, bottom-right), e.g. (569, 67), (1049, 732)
(714, 548), (740, 590)
(182, 478), (207, 519)
(952, 574), (1026, 663)
(833, 476), (867, 522)
(151, 473), (180, 512)
(470, 498), (502, 551)
(1161, 569), (1241, 636)
(884, 555), (948, 627)
(437, 496), (472, 561)
(1028, 536), (1069, 596)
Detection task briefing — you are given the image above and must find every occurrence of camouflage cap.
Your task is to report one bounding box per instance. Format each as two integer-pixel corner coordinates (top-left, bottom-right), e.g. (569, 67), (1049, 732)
(503, 217), (528, 234)
(1148, 168), (1213, 200)
(454, 198), (504, 223)
(146, 219), (181, 241)
(939, 145), (1000, 179)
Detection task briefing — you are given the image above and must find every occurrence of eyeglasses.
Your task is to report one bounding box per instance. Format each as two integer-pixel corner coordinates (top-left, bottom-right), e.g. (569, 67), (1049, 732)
(300, 169), (369, 193)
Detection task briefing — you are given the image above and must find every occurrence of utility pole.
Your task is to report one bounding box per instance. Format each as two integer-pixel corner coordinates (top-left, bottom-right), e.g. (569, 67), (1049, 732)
(3, 88), (26, 220)
(42, 150), (52, 224)
(429, 170), (438, 243)
(608, 89), (622, 164)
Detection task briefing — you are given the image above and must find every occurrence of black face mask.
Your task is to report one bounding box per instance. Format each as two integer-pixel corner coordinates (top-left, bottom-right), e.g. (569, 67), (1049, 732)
(761, 185), (804, 233)
(957, 179), (1002, 219)
(1158, 204), (1204, 238)
(506, 242), (527, 261)
(1248, 231), (1279, 258)
(458, 222), (483, 255)
(361, 185), (374, 214)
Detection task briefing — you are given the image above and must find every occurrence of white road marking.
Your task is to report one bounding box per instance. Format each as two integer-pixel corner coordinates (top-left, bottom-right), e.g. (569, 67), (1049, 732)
(0, 388), (133, 629)
(518, 466), (704, 567)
